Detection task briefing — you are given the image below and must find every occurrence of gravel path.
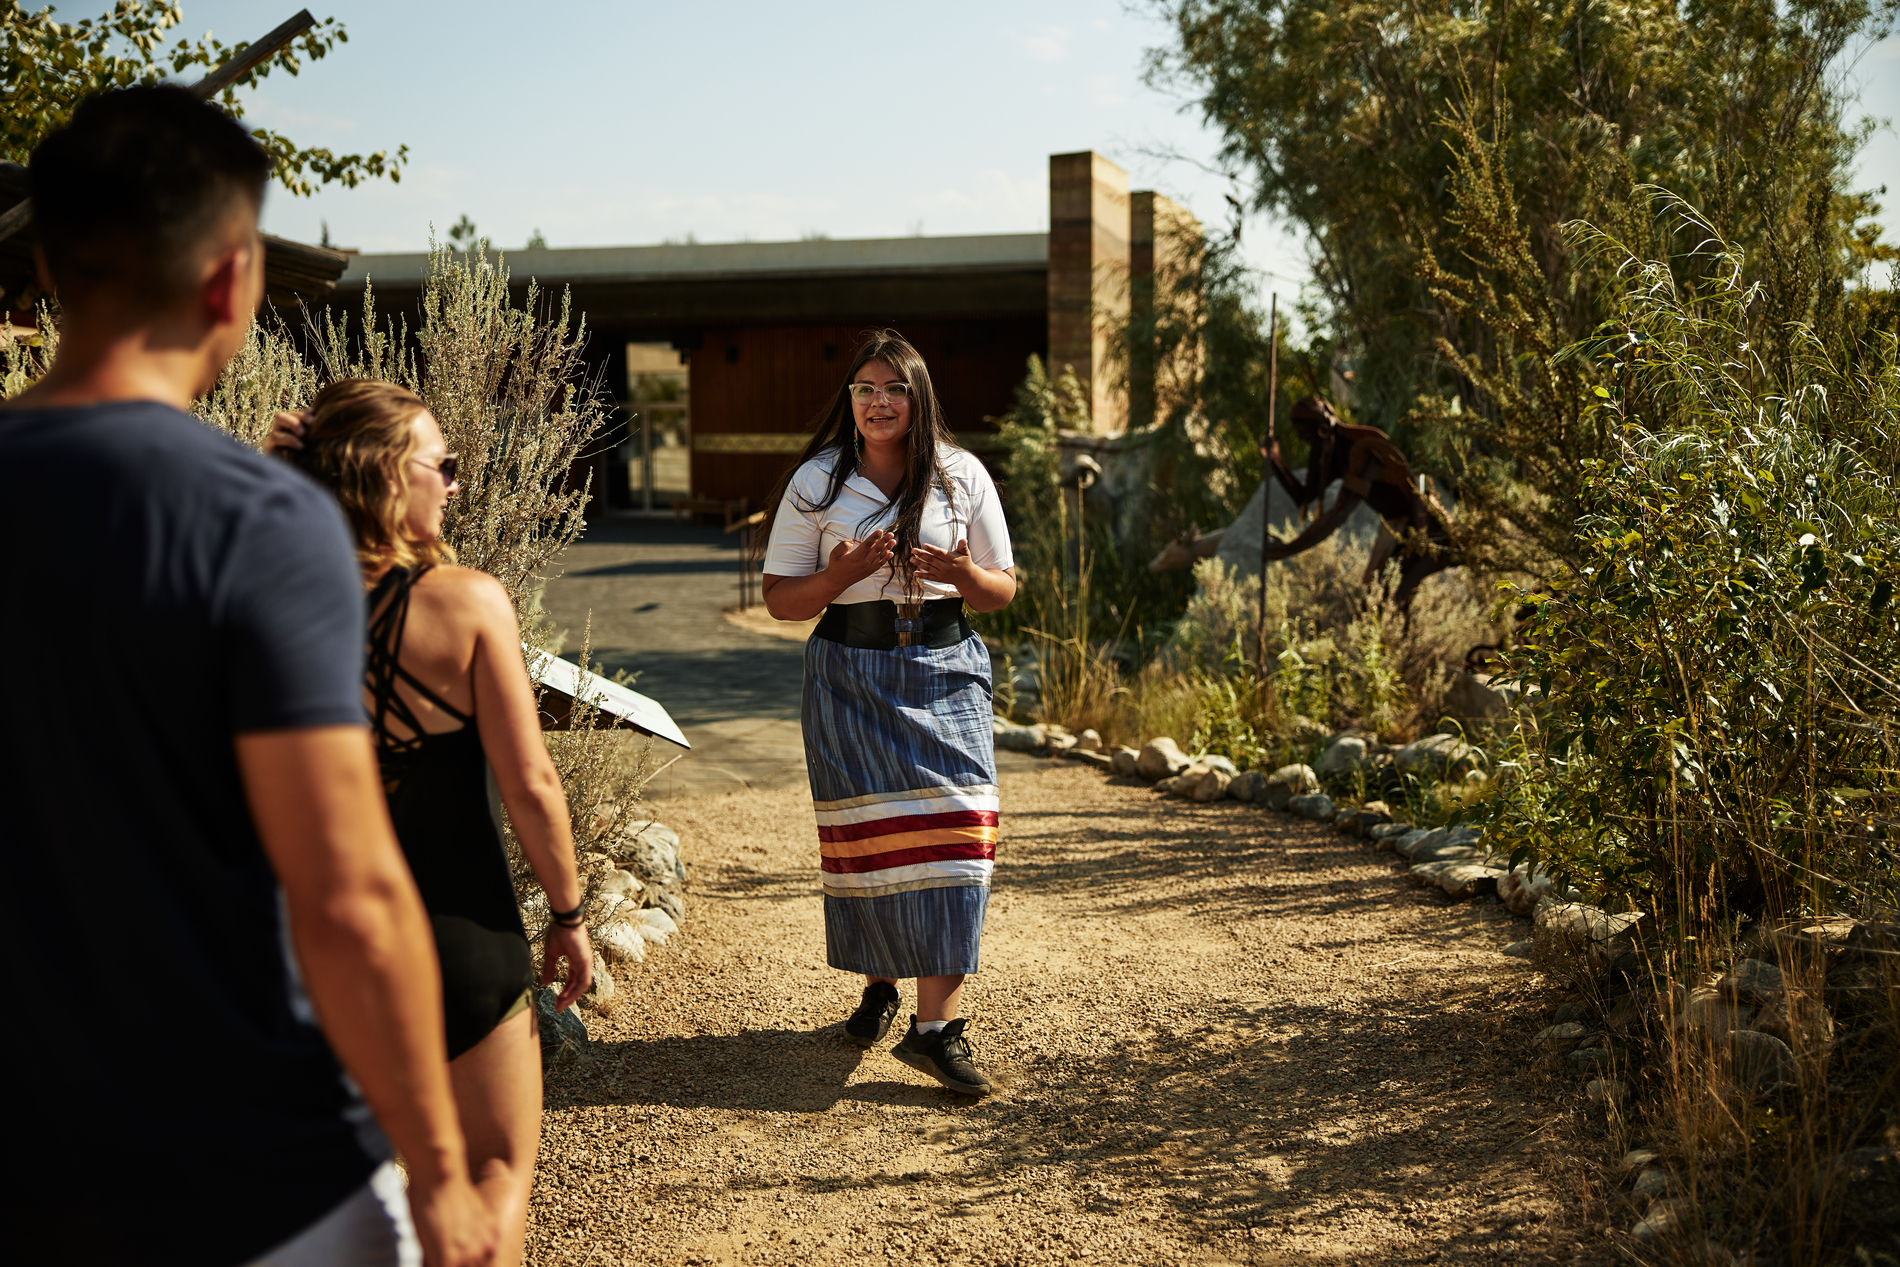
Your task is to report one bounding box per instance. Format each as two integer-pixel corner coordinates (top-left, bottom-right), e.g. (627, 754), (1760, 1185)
(527, 763), (1611, 1266)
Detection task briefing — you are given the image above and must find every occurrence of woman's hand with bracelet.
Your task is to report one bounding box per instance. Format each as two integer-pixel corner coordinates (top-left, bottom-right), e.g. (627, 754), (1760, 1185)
(543, 900), (594, 1010)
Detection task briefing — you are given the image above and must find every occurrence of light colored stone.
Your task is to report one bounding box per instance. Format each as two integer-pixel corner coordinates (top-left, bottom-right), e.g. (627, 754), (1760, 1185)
(1498, 862), (1570, 916)
(596, 920), (647, 965)
(581, 953), (615, 1006)
(1392, 827), (1443, 860)
(1394, 733), (1487, 779)
(1109, 746), (1141, 777)
(1198, 753), (1240, 778)
(1368, 822), (1415, 842)
(600, 868), (644, 901)
(638, 907), (680, 937)
(1154, 774), (1184, 795)
(1533, 902), (1649, 980)
(650, 888), (685, 925)
(1334, 803), (1393, 836)
(1620, 1148), (1662, 1171)
(1437, 862), (1507, 898)
(1288, 792), (1335, 821)
(1136, 737), (1192, 781)
(994, 719), (1049, 753)
(1262, 764), (1320, 810)
(1075, 728), (1103, 752)
(1227, 769), (1267, 803)
(1316, 736), (1369, 776)
(1503, 939), (1535, 959)
(636, 923), (670, 945)
(1065, 748), (1114, 770)
(621, 820), (681, 855)
(1412, 839), (1482, 864)
(1191, 767), (1231, 802)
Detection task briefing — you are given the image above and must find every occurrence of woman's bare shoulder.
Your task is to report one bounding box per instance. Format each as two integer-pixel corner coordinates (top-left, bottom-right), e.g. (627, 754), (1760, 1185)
(411, 565), (515, 623)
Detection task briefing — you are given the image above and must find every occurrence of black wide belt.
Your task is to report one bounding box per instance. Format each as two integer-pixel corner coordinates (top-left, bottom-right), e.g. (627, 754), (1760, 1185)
(813, 598), (971, 650)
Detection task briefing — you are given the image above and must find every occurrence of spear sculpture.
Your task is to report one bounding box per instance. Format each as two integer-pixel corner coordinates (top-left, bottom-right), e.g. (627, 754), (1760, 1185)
(0, 9), (319, 244)
(1256, 291), (1278, 680)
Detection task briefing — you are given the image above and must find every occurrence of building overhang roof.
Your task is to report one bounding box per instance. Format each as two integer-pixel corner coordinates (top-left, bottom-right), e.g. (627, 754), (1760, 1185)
(331, 233), (1051, 328)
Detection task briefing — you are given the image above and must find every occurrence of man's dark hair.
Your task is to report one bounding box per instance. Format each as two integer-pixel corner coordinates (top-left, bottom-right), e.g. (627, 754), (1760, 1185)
(30, 85), (271, 310)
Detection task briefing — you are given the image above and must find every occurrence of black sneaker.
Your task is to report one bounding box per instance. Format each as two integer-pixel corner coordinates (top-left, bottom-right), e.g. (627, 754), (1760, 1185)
(843, 981), (901, 1047)
(891, 1016), (994, 1095)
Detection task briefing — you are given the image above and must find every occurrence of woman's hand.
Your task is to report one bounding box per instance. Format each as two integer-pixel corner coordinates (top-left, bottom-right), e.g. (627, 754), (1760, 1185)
(265, 409), (310, 455)
(542, 922), (594, 1011)
(914, 539), (1017, 612)
(827, 530), (896, 586)
(912, 539), (980, 589)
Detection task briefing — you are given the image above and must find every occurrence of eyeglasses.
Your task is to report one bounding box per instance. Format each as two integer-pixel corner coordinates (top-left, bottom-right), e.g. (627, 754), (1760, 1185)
(848, 382), (913, 404)
(413, 453), (459, 483)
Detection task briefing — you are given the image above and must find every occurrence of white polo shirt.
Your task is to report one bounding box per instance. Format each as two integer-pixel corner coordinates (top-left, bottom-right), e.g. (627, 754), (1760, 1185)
(762, 444), (1014, 604)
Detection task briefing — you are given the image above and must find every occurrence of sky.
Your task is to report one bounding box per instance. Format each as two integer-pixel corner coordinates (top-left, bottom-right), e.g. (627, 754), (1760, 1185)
(175, 0), (1898, 301)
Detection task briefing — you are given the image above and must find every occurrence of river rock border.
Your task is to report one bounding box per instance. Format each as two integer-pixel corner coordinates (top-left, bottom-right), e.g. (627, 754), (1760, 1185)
(1004, 718), (1900, 1247)
(533, 815), (693, 1066)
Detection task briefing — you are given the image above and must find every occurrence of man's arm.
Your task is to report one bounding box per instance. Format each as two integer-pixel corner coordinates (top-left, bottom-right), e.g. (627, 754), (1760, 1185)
(237, 726), (496, 1267)
(1265, 489), (1365, 560)
(1264, 436), (1324, 506)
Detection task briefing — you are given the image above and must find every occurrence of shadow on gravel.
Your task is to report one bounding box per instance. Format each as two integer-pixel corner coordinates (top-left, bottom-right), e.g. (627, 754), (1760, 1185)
(546, 1027), (869, 1114)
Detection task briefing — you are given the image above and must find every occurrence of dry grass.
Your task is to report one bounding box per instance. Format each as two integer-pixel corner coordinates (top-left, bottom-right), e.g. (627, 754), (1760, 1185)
(1017, 535), (1508, 761)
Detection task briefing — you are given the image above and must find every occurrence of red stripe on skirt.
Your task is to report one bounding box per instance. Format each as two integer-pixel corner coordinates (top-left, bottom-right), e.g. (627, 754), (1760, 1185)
(820, 841), (998, 874)
(816, 809), (1000, 843)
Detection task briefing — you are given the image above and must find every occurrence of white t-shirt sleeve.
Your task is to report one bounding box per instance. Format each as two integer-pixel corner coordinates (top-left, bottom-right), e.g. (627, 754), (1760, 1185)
(762, 463), (825, 577)
(955, 452), (1014, 572)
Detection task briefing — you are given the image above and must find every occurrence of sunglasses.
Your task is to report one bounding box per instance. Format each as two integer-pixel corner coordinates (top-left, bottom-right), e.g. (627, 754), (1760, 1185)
(413, 453), (459, 483)
(848, 382), (913, 404)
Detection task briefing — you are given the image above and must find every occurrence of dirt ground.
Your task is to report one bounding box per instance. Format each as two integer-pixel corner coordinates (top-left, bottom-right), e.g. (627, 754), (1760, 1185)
(526, 762), (1617, 1266)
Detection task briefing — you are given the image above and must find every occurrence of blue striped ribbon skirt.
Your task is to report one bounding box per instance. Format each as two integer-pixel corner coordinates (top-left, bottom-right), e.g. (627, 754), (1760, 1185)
(803, 629), (995, 979)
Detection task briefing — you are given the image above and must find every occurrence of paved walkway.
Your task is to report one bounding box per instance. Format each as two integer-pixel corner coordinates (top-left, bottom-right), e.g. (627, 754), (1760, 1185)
(538, 516), (808, 800)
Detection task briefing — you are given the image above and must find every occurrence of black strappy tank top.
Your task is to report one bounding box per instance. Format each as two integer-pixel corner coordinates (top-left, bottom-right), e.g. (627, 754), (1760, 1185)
(365, 566), (525, 944)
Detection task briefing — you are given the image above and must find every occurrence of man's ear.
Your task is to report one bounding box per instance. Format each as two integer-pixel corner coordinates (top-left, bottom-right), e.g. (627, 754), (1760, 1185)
(200, 241), (257, 329)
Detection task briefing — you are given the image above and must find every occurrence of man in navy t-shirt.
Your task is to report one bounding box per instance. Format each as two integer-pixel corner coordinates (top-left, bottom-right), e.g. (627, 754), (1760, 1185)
(0, 89), (496, 1265)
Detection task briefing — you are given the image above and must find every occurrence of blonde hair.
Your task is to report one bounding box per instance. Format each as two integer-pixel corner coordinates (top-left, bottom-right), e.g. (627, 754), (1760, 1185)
(287, 378), (457, 576)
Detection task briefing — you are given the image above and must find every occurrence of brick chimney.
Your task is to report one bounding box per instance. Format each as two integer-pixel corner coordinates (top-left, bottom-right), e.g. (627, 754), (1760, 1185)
(1129, 191), (1202, 431)
(1047, 152), (1129, 434)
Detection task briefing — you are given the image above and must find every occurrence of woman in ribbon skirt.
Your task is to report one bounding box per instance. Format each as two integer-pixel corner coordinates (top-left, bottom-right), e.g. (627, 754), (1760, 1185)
(760, 329), (1016, 1095)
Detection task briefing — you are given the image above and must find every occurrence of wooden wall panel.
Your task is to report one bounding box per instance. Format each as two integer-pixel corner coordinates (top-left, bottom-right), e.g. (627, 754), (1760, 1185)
(689, 319), (1044, 507)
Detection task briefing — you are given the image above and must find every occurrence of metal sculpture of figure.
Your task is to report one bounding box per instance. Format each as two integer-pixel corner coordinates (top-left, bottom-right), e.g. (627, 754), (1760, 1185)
(1263, 396), (1458, 610)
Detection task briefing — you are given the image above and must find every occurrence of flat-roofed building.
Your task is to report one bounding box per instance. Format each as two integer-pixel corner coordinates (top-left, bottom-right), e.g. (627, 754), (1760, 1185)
(328, 151), (1197, 515)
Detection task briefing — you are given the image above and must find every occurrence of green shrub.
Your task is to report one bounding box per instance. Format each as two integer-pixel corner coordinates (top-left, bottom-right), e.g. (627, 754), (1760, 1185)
(1492, 200), (1899, 936)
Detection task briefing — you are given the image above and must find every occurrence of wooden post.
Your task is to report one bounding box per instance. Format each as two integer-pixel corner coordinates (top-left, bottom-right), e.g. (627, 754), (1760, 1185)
(1256, 292), (1279, 680)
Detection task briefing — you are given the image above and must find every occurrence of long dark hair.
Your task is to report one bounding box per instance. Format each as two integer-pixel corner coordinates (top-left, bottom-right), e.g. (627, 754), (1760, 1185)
(762, 329), (960, 593)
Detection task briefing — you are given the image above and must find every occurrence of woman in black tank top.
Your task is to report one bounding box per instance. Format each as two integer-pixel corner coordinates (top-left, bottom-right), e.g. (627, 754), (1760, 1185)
(274, 379), (592, 1267)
